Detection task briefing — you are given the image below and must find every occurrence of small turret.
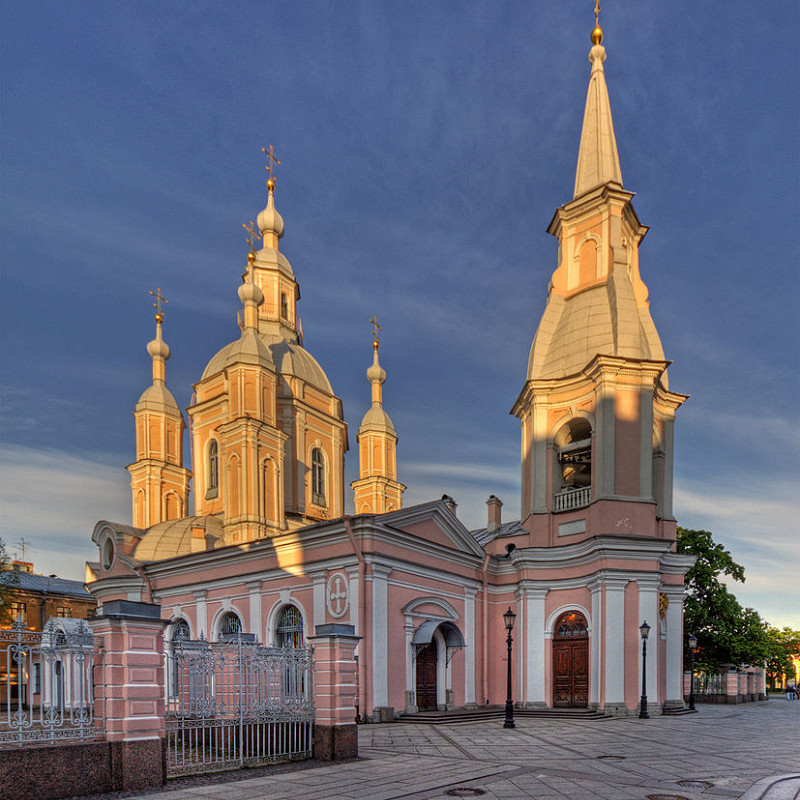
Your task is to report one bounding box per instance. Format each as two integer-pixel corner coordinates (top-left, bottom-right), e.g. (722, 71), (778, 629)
(127, 289), (191, 528)
(351, 318), (405, 514)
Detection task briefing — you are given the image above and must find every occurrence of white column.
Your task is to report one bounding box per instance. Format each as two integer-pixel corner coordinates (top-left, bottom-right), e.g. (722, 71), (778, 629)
(589, 580), (603, 706)
(603, 579), (627, 708)
(638, 579), (660, 708)
(663, 587), (685, 707)
(193, 589), (208, 638)
(464, 587), (477, 706)
(516, 587), (525, 703)
(371, 564), (391, 709)
(310, 571), (326, 629)
(526, 588), (547, 707)
(246, 580), (262, 640)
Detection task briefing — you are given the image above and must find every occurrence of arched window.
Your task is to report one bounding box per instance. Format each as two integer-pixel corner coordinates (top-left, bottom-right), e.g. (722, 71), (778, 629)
(171, 619), (191, 642)
(280, 292), (289, 320)
(311, 448), (325, 506)
(553, 418), (592, 511)
(275, 605), (304, 648)
(554, 610), (588, 639)
(218, 611), (242, 641)
(207, 440), (219, 499)
(167, 619), (191, 699)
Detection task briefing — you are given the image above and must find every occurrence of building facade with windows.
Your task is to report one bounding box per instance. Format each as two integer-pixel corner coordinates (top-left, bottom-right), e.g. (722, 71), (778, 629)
(87, 21), (694, 719)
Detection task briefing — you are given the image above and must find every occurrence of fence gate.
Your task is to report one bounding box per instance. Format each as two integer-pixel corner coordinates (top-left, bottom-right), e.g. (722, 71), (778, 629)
(165, 635), (314, 776)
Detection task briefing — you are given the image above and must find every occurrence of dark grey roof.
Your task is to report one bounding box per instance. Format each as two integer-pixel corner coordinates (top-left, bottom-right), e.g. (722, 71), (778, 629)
(7, 571), (91, 599)
(470, 520), (527, 546)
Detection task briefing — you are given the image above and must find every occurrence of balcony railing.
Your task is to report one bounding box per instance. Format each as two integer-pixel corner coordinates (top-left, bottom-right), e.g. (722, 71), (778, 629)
(553, 486), (591, 512)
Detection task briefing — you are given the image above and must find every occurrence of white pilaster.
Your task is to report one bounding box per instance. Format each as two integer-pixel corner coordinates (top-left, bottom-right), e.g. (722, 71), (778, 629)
(639, 389), (654, 499)
(371, 564), (391, 709)
(662, 417), (675, 518)
(638, 579), (660, 707)
(603, 579), (627, 707)
(464, 588), (477, 706)
(193, 589), (208, 638)
(347, 566), (360, 634)
(525, 588), (547, 706)
(404, 615), (415, 712)
(589, 580), (603, 706)
(246, 580), (262, 640)
(663, 587), (685, 707)
(532, 405), (549, 512)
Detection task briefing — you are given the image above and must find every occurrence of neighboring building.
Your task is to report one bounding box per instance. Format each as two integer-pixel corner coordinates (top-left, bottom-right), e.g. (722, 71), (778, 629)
(87, 19), (694, 717)
(0, 563), (95, 631)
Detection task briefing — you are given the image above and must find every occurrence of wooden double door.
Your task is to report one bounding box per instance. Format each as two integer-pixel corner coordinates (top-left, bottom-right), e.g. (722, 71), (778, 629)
(553, 611), (589, 707)
(415, 642), (438, 711)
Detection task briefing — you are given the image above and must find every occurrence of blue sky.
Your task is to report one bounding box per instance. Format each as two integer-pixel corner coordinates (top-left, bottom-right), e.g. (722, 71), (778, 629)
(1, 2), (797, 627)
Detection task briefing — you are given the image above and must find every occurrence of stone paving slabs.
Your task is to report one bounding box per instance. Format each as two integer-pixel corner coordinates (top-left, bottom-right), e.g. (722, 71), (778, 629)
(113, 701), (800, 800)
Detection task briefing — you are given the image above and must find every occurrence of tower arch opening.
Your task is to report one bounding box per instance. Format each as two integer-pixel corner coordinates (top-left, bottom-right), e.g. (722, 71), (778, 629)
(553, 418), (592, 510)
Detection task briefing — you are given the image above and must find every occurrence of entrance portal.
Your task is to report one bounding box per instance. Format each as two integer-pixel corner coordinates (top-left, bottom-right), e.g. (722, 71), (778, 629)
(415, 642), (438, 711)
(552, 610), (588, 707)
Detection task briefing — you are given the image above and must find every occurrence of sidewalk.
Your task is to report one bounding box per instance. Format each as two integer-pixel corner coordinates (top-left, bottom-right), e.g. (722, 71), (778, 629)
(112, 700), (799, 800)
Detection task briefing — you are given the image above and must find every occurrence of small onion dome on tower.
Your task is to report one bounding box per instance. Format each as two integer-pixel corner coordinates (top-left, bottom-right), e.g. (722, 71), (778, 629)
(137, 307), (180, 414)
(257, 179), (285, 248)
(202, 252), (273, 378)
(359, 337), (396, 436)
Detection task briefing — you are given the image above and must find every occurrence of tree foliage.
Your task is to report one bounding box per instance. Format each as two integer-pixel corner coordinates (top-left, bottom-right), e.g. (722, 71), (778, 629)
(677, 527), (772, 673)
(0, 538), (19, 626)
(764, 627), (800, 688)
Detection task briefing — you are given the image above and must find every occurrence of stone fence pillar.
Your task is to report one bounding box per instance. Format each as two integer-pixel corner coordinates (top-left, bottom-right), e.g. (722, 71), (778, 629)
(308, 623), (360, 760)
(725, 669), (738, 703)
(89, 600), (168, 790)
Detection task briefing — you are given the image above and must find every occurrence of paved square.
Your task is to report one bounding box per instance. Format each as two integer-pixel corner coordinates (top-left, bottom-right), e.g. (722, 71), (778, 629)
(121, 701), (799, 800)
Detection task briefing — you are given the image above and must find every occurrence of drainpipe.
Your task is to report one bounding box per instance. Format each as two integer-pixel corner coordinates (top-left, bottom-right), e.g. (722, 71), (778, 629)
(134, 565), (154, 605)
(343, 515), (366, 721)
(481, 552), (491, 705)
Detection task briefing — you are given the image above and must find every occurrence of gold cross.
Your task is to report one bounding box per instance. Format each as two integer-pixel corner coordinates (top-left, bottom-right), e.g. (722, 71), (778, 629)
(242, 220), (261, 253)
(149, 287), (168, 320)
(261, 145), (281, 182)
(594, 0), (601, 26)
(370, 315), (382, 345)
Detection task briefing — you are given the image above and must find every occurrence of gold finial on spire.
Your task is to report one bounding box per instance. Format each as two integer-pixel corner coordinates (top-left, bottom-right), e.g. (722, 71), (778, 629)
(149, 287), (168, 323)
(242, 220), (261, 258)
(591, 0), (604, 44)
(261, 145), (281, 191)
(369, 315), (382, 350)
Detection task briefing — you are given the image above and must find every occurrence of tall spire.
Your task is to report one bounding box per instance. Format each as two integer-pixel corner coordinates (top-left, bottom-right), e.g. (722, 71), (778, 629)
(147, 288), (170, 384)
(573, 4), (622, 197)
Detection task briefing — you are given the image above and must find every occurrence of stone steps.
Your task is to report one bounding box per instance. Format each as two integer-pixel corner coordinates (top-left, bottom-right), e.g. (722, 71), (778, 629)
(394, 706), (606, 724)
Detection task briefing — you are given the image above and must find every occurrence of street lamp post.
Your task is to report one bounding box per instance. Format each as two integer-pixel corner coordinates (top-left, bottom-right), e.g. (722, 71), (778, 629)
(503, 607), (516, 729)
(639, 620), (651, 719)
(688, 633), (698, 711)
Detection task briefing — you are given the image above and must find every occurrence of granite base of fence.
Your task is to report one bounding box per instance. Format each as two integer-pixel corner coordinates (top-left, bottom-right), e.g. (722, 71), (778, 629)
(0, 737), (166, 800)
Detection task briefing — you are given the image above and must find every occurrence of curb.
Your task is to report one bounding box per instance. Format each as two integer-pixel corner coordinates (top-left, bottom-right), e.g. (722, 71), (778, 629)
(738, 773), (800, 800)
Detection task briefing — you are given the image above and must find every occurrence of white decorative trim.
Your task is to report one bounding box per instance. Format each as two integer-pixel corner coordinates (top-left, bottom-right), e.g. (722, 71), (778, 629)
(544, 603), (592, 639)
(325, 572), (349, 619)
(264, 597), (309, 648)
(401, 596), (459, 620)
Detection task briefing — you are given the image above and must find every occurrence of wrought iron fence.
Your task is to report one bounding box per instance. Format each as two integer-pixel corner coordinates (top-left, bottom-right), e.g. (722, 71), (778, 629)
(165, 635), (314, 776)
(0, 618), (104, 746)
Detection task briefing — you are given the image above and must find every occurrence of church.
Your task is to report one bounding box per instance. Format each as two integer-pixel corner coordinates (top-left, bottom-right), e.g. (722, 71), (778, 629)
(86, 16), (694, 718)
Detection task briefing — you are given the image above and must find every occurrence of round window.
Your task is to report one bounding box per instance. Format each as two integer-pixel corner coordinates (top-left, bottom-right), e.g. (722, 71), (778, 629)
(102, 537), (115, 570)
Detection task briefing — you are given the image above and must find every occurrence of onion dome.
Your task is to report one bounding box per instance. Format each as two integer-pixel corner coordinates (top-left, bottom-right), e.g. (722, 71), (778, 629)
(257, 181), (285, 247)
(137, 313), (180, 413)
(359, 340), (396, 435)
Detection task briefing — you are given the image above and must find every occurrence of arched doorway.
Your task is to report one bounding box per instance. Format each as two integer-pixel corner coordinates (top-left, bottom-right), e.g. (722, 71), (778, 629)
(411, 620), (465, 712)
(552, 610), (589, 707)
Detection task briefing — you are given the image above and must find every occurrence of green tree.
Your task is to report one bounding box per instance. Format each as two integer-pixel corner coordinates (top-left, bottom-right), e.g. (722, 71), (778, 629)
(677, 527), (771, 674)
(764, 627), (800, 689)
(0, 538), (19, 625)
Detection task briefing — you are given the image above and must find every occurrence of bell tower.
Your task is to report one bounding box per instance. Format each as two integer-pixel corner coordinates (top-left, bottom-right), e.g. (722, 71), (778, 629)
(511, 17), (688, 546)
(127, 291), (191, 528)
(351, 319), (405, 514)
